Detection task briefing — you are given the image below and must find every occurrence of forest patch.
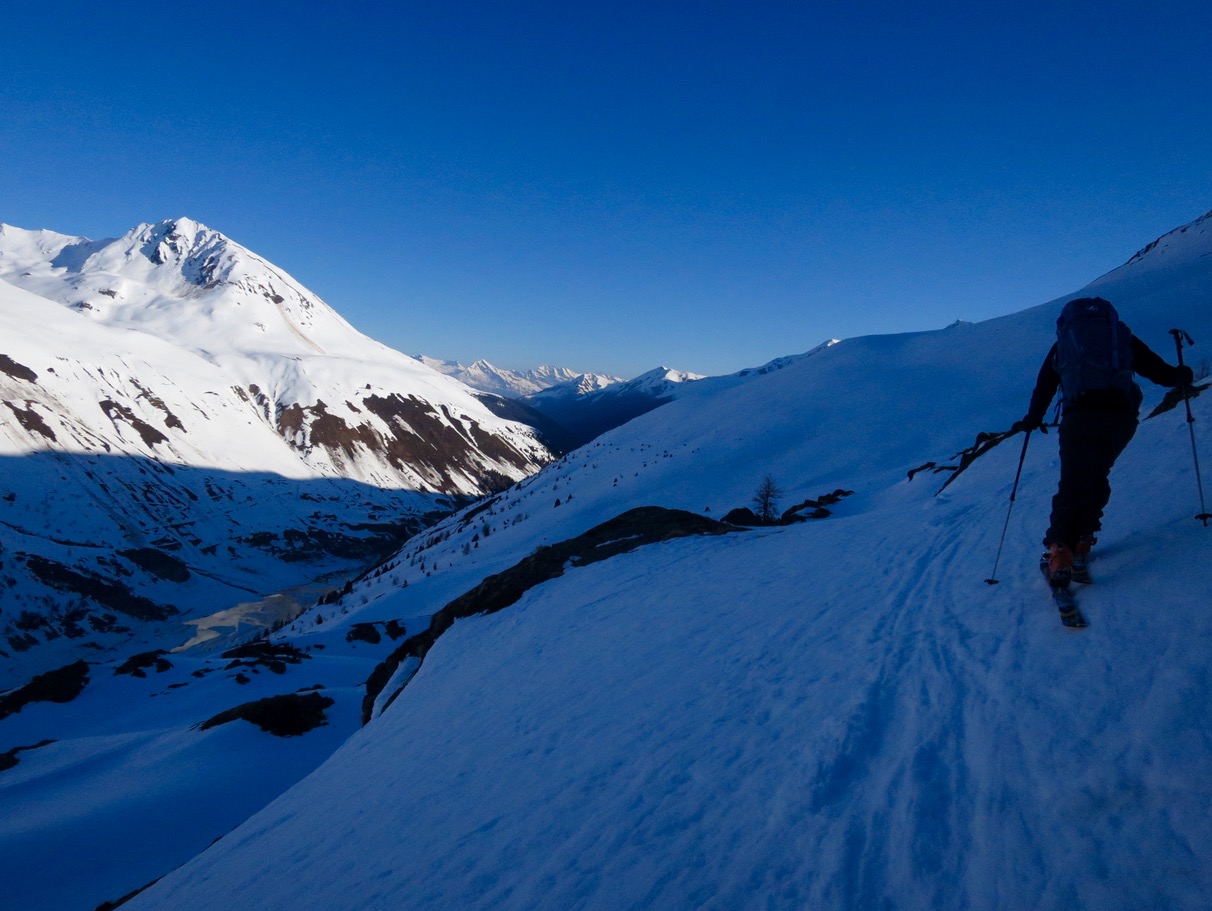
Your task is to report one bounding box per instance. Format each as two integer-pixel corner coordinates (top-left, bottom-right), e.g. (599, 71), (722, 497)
(119, 548), (191, 583)
(22, 554), (177, 621)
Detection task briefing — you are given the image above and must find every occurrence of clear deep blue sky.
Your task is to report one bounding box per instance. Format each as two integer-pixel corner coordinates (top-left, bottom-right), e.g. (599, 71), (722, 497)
(3, 1), (1210, 378)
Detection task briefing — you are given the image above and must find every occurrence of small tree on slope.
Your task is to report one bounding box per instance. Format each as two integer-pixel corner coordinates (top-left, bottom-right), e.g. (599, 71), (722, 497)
(752, 474), (783, 524)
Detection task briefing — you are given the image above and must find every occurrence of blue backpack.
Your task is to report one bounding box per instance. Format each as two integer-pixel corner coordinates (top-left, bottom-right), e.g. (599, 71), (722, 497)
(1054, 297), (1138, 406)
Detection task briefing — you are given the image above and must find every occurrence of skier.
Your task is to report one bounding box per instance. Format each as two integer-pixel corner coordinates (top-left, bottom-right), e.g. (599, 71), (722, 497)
(1015, 297), (1192, 590)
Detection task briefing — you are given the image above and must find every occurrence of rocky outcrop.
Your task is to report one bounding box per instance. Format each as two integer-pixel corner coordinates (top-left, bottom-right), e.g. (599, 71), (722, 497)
(198, 690), (335, 737)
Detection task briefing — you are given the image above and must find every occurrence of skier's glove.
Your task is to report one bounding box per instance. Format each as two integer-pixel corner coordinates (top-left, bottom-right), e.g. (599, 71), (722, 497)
(1177, 365), (1195, 387)
(1012, 416), (1045, 434)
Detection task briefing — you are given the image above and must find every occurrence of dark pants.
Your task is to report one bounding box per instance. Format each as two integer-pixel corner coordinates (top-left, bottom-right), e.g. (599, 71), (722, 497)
(1045, 406), (1138, 550)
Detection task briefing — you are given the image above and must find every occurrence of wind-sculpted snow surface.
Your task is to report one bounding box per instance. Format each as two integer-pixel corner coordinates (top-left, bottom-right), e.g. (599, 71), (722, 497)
(115, 214), (1212, 911)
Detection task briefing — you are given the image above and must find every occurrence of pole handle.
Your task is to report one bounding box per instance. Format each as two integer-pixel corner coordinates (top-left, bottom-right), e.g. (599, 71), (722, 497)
(1169, 327), (1198, 423)
(1170, 327), (1195, 363)
(1170, 330), (1209, 526)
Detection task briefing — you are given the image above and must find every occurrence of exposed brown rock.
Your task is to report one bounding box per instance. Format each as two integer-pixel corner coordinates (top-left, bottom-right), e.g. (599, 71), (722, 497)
(3, 401), (56, 441)
(0, 354), (37, 382)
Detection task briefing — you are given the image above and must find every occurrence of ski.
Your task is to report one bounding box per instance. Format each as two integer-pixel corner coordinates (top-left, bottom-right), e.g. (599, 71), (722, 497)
(1052, 585), (1088, 629)
(1040, 552), (1089, 628)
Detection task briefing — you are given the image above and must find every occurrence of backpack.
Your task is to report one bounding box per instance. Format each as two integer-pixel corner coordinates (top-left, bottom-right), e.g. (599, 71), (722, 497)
(1054, 297), (1138, 406)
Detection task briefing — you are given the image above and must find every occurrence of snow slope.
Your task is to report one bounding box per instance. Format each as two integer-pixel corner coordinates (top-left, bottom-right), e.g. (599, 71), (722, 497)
(6, 211), (1212, 911)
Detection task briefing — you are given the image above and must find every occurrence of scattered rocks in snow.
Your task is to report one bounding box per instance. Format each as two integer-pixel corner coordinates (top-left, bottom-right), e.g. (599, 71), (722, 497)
(99, 398), (169, 448)
(114, 650), (174, 677)
(346, 620), (407, 645)
(220, 641), (309, 676)
(346, 623), (382, 645)
(3, 401), (56, 441)
(723, 489), (853, 526)
(198, 690), (335, 737)
(0, 660), (90, 721)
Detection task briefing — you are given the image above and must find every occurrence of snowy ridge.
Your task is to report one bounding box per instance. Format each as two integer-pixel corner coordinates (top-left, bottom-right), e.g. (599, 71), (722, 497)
(1118, 208), (1212, 273)
(413, 355), (620, 399)
(731, 337), (843, 378)
(5, 211), (1212, 911)
(619, 364), (705, 394)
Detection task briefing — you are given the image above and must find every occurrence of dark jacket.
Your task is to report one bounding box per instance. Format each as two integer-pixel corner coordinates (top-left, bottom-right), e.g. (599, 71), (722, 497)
(1025, 335), (1189, 424)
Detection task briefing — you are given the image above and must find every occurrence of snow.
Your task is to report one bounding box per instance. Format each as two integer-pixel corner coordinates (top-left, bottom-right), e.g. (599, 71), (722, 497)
(4, 212), (1212, 911)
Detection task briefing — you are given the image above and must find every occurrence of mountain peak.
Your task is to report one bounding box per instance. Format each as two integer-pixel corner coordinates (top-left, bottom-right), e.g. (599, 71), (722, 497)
(630, 365), (704, 389)
(0, 217), (373, 360)
(124, 218), (235, 286)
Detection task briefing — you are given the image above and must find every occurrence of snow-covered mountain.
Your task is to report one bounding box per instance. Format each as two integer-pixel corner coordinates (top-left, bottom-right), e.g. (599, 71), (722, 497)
(0, 219), (553, 490)
(523, 365), (705, 445)
(414, 355), (621, 399)
(4, 211), (1212, 911)
(0, 219), (557, 684)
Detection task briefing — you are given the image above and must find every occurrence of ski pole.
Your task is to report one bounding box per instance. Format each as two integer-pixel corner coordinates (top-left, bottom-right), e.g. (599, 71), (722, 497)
(1169, 328), (1211, 526)
(985, 429), (1032, 584)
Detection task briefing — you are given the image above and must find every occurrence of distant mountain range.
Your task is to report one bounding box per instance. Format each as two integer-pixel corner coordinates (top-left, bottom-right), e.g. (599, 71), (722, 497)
(522, 366), (706, 446)
(413, 356), (709, 448)
(413, 356), (622, 400)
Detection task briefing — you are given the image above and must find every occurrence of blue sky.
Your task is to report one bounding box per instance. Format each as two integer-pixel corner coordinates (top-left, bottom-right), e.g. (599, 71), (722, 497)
(2, 1), (1209, 378)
